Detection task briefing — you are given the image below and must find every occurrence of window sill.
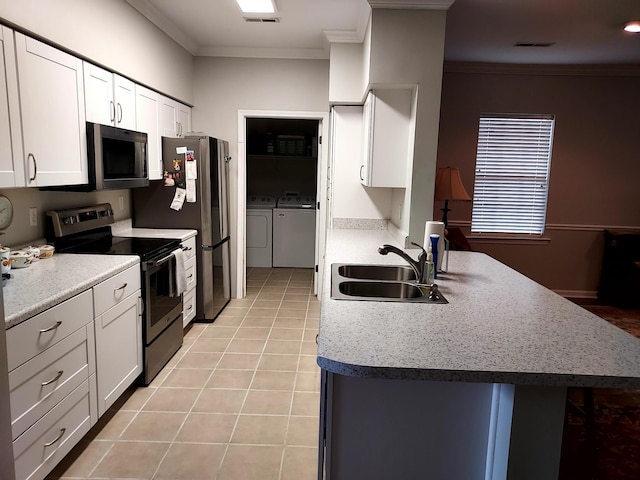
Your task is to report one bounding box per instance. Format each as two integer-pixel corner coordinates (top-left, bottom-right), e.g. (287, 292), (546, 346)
(467, 234), (551, 245)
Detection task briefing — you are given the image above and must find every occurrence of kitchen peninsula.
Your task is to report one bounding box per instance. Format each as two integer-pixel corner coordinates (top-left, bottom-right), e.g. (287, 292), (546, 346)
(317, 229), (640, 480)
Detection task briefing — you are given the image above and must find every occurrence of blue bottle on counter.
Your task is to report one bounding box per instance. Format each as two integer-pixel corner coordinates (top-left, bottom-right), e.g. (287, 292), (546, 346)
(429, 234), (440, 279)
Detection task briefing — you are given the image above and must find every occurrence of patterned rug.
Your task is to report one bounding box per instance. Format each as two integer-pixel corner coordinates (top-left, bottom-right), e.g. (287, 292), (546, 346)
(559, 306), (640, 480)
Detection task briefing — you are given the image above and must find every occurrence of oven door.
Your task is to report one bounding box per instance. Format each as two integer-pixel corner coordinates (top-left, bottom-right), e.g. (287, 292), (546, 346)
(143, 252), (183, 345)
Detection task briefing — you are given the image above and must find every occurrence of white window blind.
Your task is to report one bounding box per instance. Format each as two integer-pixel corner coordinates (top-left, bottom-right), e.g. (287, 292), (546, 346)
(471, 114), (555, 235)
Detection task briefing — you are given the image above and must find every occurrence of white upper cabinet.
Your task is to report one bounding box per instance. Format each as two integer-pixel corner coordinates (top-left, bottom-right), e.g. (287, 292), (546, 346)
(84, 63), (136, 130)
(15, 33), (87, 187)
(160, 95), (192, 138)
(361, 89), (413, 188)
(0, 26), (25, 188)
(135, 85), (162, 180)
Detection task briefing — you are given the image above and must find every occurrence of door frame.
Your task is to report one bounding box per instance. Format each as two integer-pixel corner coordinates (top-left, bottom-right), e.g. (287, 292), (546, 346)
(237, 109), (330, 298)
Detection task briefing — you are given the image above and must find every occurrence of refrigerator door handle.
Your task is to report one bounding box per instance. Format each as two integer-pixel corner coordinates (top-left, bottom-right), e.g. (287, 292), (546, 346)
(202, 236), (230, 251)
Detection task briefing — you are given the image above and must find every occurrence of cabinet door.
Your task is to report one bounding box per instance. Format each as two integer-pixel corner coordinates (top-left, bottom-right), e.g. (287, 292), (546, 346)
(136, 85), (162, 179)
(361, 89), (412, 188)
(159, 95), (178, 137)
(113, 74), (136, 130)
(0, 27), (25, 188)
(176, 103), (192, 137)
(360, 91), (373, 186)
(15, 33), (87, 187)
(94, 291), (142, 417)
(83, 62), (114, 127)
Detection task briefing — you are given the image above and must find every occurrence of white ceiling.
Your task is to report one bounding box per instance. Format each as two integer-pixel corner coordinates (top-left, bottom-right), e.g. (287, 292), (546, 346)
(126, 0), (640, 64)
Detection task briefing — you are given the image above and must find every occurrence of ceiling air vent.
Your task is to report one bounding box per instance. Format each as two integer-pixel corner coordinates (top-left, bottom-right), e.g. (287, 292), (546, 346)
(514, 42), (555, 47)
(244, 17), (280, 23)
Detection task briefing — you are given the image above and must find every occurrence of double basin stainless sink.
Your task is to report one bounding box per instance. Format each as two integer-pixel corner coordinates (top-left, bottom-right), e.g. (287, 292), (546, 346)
(330, 264), (448, 304)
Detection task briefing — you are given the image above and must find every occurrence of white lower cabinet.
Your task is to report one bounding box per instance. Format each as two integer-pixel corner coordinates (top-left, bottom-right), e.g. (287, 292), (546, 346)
(6, 290), (97, 480)
(94, 291), (142, 417)
(7, 264), (144, 480)
(182, 236), (197, 327)
(93, 265), (142, 417)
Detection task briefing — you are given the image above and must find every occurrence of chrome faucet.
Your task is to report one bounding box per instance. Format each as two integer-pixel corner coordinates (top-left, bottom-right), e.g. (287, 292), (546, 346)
(378, 242), (429, 284)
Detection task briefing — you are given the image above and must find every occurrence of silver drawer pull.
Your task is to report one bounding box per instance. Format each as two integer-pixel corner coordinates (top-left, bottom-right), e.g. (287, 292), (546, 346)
(187, 305), (193, 310)
(182, 246), (192, 251)
(114, 283), (128, 292)
(41, 370), (64, 386)
(39, 321), (62, 333)
(44, 428), (66, 447)
(188, 274), (193, 279)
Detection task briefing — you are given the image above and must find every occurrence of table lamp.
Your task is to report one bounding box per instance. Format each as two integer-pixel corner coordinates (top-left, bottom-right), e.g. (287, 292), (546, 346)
(434, 167), (471, 228)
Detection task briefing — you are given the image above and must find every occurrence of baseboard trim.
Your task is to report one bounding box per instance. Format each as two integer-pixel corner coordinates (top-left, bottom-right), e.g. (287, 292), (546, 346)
(553, 289), (598, 300)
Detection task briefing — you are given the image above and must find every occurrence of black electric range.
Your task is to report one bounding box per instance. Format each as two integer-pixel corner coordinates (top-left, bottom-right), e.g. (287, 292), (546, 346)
(46, 204), (184, 385)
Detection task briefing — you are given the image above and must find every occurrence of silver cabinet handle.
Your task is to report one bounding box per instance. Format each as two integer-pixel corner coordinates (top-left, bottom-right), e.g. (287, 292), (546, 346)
(28, 153), (37, 182)
(187, 305), (193, 310)
(176, 121), (179, 136)
(44, 428), (66, 447)
(117, 103), (123, 123)
(114, 283), (128, 292)
(41, 370), (64, 386)
(39, 321), (62, 333)
(187, 274), (193, 279)
(110, 100), (115, 122)
(181, 246), (192, 251)
(359, 165), (364, 181)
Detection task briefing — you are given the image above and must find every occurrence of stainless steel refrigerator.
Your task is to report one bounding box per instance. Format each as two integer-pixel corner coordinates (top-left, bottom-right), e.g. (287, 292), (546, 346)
(133, 135), (231, 322)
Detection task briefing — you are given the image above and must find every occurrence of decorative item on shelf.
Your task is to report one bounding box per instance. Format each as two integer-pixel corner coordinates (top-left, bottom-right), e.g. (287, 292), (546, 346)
(434, 167), (471, 228)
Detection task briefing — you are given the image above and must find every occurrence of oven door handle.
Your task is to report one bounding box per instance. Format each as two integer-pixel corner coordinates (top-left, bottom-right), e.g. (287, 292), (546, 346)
(146, 252), (174, 268)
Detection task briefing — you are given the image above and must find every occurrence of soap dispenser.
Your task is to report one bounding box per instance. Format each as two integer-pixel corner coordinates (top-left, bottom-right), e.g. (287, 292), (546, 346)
(425, 246), (435, 285)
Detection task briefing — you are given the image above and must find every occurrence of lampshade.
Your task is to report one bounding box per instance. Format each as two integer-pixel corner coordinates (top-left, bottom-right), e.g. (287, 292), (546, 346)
(434, 167), (471, 202)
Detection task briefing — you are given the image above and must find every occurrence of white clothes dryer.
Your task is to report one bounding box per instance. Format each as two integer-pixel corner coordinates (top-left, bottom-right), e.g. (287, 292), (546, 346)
(246, 196), (276, 268)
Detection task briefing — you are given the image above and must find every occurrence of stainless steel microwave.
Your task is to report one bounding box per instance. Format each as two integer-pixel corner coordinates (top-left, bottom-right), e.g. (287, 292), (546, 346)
(86, 122), (149, 190)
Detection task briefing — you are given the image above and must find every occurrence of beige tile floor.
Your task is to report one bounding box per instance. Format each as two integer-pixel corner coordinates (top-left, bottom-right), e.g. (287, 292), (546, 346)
(47, 268), (321, 480)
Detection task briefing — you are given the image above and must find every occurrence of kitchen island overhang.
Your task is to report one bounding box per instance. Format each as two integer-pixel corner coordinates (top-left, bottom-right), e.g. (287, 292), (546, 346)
(317, 229), (640, 480)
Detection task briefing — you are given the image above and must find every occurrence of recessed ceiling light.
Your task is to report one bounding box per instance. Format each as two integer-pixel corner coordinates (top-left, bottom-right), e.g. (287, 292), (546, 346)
(624, 21), (640, 33)
(236, 0), (275, 14)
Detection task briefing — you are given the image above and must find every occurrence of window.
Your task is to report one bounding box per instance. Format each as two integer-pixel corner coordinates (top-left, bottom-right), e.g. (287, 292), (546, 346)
(471, 114), (555, 235)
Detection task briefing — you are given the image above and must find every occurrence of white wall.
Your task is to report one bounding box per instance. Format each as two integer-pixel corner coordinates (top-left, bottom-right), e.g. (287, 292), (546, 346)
(192, 56), (330, 296)
(368, 9), (446, 244)
(331, 106), (392, 220)
(0, 0), (194, 103)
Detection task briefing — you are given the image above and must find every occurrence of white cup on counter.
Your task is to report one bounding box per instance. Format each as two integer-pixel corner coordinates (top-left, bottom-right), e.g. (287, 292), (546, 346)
(0, 246), (10, 274)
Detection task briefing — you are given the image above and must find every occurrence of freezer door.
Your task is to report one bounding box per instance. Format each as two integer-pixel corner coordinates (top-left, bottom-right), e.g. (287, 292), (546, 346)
(201, 238), (231, 320)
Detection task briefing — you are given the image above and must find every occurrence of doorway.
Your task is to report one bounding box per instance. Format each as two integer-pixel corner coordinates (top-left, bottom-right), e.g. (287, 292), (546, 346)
(237, 110), (330, 300)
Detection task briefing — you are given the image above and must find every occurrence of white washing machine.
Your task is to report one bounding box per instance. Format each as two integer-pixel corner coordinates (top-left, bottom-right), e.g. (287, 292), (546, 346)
(273, 195), (316, 268)
(246, 195), (275, 267)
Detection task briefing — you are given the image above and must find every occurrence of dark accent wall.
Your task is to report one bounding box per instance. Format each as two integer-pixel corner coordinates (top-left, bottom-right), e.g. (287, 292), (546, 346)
(436, 65), (640, 296)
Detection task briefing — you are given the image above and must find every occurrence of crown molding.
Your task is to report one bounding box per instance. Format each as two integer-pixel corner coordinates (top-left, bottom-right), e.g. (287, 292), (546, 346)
(197, 45), (329, 60)
(444, 61), (640, 76)
(324, 2), (370, 44)
(367, 0), (455, 9)
(124, 0), (198, 54)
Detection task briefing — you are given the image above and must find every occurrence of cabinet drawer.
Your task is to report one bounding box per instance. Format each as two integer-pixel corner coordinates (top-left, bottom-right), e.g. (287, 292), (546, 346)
(6, 290), (93, 371)
(93, 264), (141, 317)
(182, 236), (196, 261)
(183, 286), (196, 327)
(9, 326), (92, 440)
(13, 380), (92, 480)
(184, 256), (196, 291)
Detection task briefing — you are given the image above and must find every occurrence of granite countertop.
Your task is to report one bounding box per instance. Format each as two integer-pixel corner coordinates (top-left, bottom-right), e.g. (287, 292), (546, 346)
(318, 229), (640, 388)
(4, 254), (139, 329)
(112, 221), (197, 242)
